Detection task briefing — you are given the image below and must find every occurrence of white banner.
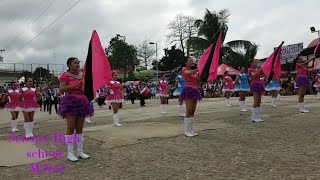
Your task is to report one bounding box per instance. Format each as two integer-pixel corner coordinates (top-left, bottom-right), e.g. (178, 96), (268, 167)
(274, 43), (303, 59)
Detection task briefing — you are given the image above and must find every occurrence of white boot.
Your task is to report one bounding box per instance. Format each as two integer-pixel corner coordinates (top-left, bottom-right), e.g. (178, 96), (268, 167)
(85, 117), (91, 124)
(276, 94), (283, 101)
(190, 117), (198, 136)
(65, 135), (78, 162)
(257, 107), (264, 122)
(261, 96), (265, 103)
(179, 105), (185, 117)
(251, 108), (260, 123)
(317, 92), (320, 100)
(271, 98), (278, 108)
(24, 123), (31, 138)
(240, 101), (248, 112)
(11, 120), (19, 132)
(161, 104), (167, 114)
(225, 99), (232, 107)
(184, 118), (194, 137)
(76, 134), (90, 159)
(299, 103), (309, 113)
(29, 122), (34, 138)
(113, 113), (122, 127)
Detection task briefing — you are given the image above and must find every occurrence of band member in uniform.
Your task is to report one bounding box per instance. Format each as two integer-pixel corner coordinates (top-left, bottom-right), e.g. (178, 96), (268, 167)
(97, 86), (107, 107)
(314, 70), (320, 100)
(234, 67), (250, 112)
(18, 78), (42, 138)
(294, 56), (315, 113)
(222, 71), (234, 107)
(4, 81), (20, 132)
(157, 75), (169, 114)
(48, 83), (59, 115)
(249, 59), (264, 122)
(180, 56), (201, 137)
(106, 72), (125, 127)
(138, 79), (146, 106)
(59, 57), (93, 162)
(173, 71), (186, 117)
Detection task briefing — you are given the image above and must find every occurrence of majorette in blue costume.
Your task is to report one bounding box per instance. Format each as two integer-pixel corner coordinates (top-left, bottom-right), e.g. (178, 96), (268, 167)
(173, 74), (186, 117)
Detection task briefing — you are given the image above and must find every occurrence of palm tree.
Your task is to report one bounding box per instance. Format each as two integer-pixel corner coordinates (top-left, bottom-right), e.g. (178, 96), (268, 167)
(188, 9), (258, 68)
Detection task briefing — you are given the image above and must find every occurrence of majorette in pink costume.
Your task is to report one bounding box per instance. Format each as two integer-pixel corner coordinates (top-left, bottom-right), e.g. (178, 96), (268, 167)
(156, 80), (169, 97)
(17, 87), (40, 112)
(222, 75), (234, 92)
(105, 80), (125, 104)
(4, 89), (20, 112)
(313, 73), (320, 88)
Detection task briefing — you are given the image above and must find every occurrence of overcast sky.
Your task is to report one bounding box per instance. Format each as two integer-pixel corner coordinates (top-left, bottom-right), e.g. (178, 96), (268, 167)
(0, 0), (319, 73)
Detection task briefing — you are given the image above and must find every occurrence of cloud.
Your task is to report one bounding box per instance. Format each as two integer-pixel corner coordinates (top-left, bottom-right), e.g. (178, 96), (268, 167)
(0, 0), (319, 74)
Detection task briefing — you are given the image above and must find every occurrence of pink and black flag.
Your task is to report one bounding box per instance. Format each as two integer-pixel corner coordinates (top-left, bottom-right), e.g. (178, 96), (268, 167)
(83, 30), (112, 101)
(198, 32), (223, 82)
(261, 41), (284, 82)
(314, 41), (320, 58)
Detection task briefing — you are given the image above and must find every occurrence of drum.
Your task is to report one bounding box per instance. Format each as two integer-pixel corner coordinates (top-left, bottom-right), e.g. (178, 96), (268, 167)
(140, 87), (150, 97)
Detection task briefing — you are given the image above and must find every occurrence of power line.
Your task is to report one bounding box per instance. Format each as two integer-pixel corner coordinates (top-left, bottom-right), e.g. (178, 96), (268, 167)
(0, 0), (47, 42)
(3, 0), (57, 51)
(5, 0), (81, 62)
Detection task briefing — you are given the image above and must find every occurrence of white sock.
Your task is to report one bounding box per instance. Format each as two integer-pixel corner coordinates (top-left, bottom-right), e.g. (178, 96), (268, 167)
(239, 101), (243, 109)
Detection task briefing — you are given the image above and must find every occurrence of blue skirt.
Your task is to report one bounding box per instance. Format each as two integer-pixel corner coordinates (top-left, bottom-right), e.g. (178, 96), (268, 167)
(265, 80), (281, 91)
(235, 83), (250, 92)
(58, 94), (94, 119)
(173, 87), (183, 96)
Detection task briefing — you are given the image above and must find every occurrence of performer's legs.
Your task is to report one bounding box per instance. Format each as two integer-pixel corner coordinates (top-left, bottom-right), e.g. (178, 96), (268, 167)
(298, 86), (309, 113)
(111, 103), (121, 127)
(75, 117), (90, 159)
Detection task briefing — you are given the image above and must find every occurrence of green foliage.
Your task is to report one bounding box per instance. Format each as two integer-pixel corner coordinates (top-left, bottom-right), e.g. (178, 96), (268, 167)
(134, 70), (151, 82)
(48, 75), (59, 86)
(33, 67), (51, 82)
(188, 9), (258, 68)
(106, 34), (139, 78)
(153, 45), (184, 71)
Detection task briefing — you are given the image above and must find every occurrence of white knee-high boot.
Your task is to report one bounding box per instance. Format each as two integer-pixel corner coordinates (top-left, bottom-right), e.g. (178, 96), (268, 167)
(113, 113), (122, 127)
(271, 98), (278, 108)
(24, 122), (30, 138)
(76, 133), (90, 159)
(183, 118), (194, 137)
(190, 117), (198, 136)
(317, 92), (320, 100)
(299, 103), (309, 113)
(11, 120), (19, 132)
(178, 105), (185, 117)
(65, 134), (78, 162)
(29, 122), (34, 137)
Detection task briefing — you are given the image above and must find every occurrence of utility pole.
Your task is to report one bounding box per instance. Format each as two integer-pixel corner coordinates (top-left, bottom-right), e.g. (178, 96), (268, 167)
(53, 51), (56, 75)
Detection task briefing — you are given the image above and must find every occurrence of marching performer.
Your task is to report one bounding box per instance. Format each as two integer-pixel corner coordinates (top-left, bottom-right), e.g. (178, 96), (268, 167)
(181, 56), (201, 137)
(4, 81), (20, 132)
(265, 78), (281, 108)
(157, 75), (169, 114)
(260, 76), (266, 103)
(97, 86), (107, 107)
(59, 57), (93, 162)
(106, 72), (125, 127)
(173, 72), (186, 117)
(18, 78), (42, 138)
(294, 56), (315, 112)
(222, 71), (234, 107)
(314, 70), (320, 100)
(234, 67), (250, 112)
(249, 59), (265, 122)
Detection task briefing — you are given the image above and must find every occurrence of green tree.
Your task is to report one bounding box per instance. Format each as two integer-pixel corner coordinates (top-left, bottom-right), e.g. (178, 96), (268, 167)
(48, 75), (59, 86)
(106, 34), (139, 79)
(134, 70), (151, 82)
(152, 45), (184, 71)
(33, 67), (51, 82)
(188, 9), (258, 67)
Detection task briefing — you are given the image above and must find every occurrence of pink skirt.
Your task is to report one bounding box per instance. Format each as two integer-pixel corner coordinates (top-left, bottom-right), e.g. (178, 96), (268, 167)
(4, 102), (20, 112)
(156, 90), (169, 97)
(314, 81), (320, 88)
(106, 93), (125, 104)
(17, 100), (40, 112)
(222, 84), (234, 92)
